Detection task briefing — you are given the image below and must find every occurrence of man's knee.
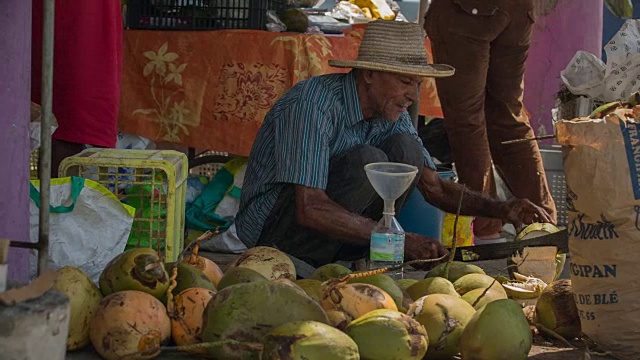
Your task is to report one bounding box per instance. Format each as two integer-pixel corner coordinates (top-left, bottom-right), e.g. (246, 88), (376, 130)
(345, 144), (389, 165)
(381, 134), (424, 169)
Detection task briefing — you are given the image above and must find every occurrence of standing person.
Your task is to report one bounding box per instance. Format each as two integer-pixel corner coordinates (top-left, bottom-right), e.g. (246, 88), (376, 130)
(31, 0), (123, 177)
(424, 0), (557, 242)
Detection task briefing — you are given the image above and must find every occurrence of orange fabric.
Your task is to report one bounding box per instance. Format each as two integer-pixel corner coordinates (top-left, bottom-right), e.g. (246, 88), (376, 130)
(118, 28), (443, 156)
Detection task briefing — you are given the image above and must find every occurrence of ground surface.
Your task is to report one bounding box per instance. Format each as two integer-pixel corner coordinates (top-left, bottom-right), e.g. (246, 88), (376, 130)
(67, 250), (584, 359)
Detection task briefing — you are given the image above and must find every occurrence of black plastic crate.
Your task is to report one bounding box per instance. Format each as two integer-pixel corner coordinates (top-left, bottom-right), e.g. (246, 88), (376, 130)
(126, 0), (288, 30)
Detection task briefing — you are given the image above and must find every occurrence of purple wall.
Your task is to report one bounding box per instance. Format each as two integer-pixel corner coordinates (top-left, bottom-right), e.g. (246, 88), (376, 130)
(524, 0), (604, 138)
(1, 0), (32, 284)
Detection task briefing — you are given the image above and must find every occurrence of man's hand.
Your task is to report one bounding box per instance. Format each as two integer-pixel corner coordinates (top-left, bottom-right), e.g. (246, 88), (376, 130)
(502, 198), (555, 231)
(405, 233), (449, 270)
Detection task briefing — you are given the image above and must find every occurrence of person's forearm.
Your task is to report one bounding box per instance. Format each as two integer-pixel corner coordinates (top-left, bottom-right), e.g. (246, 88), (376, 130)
(417, 173), (508, 220)
(297, 198), (377, 246)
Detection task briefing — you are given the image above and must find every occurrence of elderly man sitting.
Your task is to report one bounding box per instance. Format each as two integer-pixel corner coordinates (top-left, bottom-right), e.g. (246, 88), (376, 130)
(236, 20), (552, 271)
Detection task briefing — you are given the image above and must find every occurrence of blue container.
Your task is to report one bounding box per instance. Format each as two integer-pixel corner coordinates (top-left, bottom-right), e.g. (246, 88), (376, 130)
(397, 168), (456, 241)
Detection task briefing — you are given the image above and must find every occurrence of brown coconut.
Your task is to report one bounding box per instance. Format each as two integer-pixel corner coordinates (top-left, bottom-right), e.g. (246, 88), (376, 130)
(535, 279), (582, 339)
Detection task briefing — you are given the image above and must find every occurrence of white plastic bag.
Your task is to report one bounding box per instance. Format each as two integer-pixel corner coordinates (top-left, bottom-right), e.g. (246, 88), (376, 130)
(29, 177), (135, 283)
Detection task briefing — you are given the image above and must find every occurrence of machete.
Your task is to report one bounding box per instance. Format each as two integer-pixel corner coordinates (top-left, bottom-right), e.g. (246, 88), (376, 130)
(453, 229), (569, 262)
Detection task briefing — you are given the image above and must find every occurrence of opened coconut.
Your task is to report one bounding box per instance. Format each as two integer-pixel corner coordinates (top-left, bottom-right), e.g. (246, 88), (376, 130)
(406, 276), (459, 301)
(53, 266), (103, 351)
(453, 273), (507, 297)
(201, 281), (328, 359)
(227, 246), (296, 280)
(425, 261), (485, 283)
(535, 279), (581, 339)
(309, 263), (352, 281)
(345, 309), (428, 360)
(460, 299), (532, 360)
(90, 290), (171, 360)
(170, 287), (216, 352)
(263, 321), (359, 360)
(167, 262), (217, 296)
(295, 279), (324, 303)
(502, 273), (547, 305)
(321, 283), (397, 329)
(217, 266), (268, 290)
(407, 293), (476, 359)
(99, 248), (169, 301)
(461, 287), (508, 310)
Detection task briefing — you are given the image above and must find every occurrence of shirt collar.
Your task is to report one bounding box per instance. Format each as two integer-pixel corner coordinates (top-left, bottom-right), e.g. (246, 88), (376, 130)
(342, 70), (364, 127)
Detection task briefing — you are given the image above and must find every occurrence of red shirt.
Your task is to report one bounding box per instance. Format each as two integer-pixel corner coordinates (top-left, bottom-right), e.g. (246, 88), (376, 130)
(31, 0), (123, 148)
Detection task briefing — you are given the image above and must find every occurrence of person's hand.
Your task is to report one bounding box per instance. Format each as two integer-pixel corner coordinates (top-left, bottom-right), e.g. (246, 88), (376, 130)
(502, 198), (554, 230)
(404, 233), (449, 270)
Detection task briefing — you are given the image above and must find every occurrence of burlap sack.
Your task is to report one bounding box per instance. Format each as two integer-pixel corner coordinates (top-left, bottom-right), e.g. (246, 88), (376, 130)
(556, 107), (640, 359)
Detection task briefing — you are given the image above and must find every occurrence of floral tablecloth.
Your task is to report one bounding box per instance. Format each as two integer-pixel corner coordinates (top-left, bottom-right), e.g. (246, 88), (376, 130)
(118, 28), (443, 156)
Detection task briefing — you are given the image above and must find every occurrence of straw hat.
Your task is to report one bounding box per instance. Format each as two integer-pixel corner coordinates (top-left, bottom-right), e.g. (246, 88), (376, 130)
(329, 20), (455, 78)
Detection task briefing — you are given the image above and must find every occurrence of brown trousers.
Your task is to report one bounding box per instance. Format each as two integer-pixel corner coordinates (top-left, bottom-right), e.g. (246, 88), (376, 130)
(425, 0), (556, 236)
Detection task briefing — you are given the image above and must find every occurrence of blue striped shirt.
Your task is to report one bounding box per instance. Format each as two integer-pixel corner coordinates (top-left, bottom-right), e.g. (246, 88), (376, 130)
(236, 71), (436, 247)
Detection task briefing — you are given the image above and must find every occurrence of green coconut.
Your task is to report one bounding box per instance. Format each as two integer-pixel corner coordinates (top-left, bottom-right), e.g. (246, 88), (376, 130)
(348, 274), (405, 312)
(309, 263), (352, 282)
(460, 299), (533, 360)
(295, 279), (324, 303)
(407, 294), (476, 359)
(454, 273), (507, 297)
(263, 321), (359, 360)
(461, 287), (508, 310)
(345, 309), (428, 360)
(166, 262), (217, 296)
(217, 266), (268, 290)
(201, 281), (329, 359)
(99, 248), (169, 301)
(535, 279), (581, 339)
(395, 278), (418, 291)
(406, 277), (459, 301)
(425, 262), (486, 283)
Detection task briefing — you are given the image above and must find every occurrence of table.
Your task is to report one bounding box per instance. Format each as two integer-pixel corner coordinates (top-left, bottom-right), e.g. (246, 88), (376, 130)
(118, 28), (444, 156)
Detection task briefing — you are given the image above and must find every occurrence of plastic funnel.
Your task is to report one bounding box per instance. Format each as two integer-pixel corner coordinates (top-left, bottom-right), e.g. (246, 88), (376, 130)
(364, 162), (418, 201)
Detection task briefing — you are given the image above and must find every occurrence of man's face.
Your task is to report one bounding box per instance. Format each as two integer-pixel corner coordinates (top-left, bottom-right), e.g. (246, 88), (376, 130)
(367, 71), (423, 121)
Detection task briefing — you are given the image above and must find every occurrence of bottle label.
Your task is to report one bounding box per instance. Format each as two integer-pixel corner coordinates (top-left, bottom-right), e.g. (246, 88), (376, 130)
(370, 233), (405, 262)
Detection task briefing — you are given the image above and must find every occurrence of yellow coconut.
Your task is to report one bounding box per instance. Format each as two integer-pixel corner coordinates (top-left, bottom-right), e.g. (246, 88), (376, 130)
(345, 309), (428, 360)
(461, 287), (508, 310)
(321, 283), (397, 329)
(407, 294), (476, 359)
(227, 246), (296, 280)
(263, 321), (359, 360)
(170, 287), (216, 353)
(181, 255), (224, 287)
(89, 290), (171, 360)
(535, 279), (581, 339)
(460, 299), (532, 360)
(406, 276), (459, 301)
(453, 273), (507, 297)
(53, 266), (103, 351)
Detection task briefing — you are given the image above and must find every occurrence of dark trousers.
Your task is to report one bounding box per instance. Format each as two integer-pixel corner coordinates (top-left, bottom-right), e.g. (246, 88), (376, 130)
(257, 134), (425, 268)
(425, 0), (557, 236)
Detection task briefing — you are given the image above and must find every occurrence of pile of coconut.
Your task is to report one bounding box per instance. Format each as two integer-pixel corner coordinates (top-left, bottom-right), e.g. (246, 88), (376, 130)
(52, 244), (581, 360)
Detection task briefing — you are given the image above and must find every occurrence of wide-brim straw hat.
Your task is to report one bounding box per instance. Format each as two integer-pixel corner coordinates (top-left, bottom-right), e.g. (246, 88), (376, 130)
(329, 20), (455, 78)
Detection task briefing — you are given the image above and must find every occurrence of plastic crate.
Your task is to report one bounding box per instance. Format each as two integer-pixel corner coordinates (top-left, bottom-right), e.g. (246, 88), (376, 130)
(126, 0), (287, 30)
(59, 149), (188, 262)
(540, 145), (567, 227)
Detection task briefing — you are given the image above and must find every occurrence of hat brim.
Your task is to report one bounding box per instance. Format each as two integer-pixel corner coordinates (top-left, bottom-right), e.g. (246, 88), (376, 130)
(329, 59), (455, 78)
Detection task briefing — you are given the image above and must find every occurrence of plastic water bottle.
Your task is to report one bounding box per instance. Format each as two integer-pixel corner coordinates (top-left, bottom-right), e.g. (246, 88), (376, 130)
(369, 215), (405, 280)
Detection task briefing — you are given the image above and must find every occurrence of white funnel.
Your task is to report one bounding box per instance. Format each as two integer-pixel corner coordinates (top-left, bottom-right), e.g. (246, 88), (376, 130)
(364, 162), (418, 218)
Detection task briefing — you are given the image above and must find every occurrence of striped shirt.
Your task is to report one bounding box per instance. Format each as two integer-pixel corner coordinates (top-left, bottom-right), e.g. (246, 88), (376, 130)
(236, 70), (436, 247)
